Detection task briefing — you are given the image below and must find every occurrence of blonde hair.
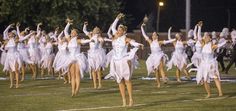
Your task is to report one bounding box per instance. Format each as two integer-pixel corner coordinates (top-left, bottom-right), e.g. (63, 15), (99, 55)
(118, 24), (127, 32)
(92, 26), (101, 34)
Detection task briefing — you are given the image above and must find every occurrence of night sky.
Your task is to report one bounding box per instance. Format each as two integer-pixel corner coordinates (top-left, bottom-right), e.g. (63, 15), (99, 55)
(120, 0), (236, 32)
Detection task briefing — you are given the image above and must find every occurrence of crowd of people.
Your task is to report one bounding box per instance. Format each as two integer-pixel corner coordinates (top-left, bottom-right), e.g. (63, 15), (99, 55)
(1, 13), (236, 107)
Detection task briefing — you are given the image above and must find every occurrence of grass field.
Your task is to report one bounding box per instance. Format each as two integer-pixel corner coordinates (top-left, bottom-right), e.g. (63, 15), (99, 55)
(0, 60), (236, 111)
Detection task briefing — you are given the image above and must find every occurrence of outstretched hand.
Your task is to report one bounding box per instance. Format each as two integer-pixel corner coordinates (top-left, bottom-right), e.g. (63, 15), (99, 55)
(117, 13), (125, 19)
(66, 18), (73, 24)
(141, 23), (146, 27)
(10, 23), (15, 28)
(16, 22), (20, 27)
(198, 21), (203, 27)
(84, 21), (88, 26)
(38, 22), (42, 26)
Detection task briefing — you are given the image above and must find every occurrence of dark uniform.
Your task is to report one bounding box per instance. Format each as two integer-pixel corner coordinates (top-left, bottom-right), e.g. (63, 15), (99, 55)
(225, 42), (236, 74)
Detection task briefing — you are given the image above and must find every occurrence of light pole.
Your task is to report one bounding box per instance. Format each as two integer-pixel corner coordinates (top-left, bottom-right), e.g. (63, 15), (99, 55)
(186, 0), (191, 32)
(157, 1), (164, 32)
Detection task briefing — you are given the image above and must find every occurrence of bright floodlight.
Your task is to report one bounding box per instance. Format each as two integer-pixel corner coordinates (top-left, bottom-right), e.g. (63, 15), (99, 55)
(159, 2), (164, 6)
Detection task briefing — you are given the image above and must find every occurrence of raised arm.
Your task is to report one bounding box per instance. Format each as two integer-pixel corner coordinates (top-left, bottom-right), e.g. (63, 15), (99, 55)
(19, 32), (34, 42)
(141, 23), (151, 42)
(107, 25), (113, 39)
(197, 22), (203, 41)
(168, 27), (172, 40)
(16, 23), (23, 38)
(36, 23), (42, 37)
(83, 22), (90, 36)
(111, 18), (119, 35)
(3, 24), (13, 40)
(111, 13), (124, 35)
(193, 25), (198, 40)
(64, 22), (71, 38)
(57, 31), (64, 42)
(51, 27), (59, 41)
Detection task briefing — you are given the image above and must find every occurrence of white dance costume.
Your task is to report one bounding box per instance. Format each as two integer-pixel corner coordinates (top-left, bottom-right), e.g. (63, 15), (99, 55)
(67, 37), (88, 78)
(191, 41), (202, 67)
(196, 42), (219, 84)
(87, 35), (106, 71)
(109, 35), (139, 83)
(41, 42), (55, 69)
(167, 40), (188, 70)
(146, 40), (168, 76)
(3, 38), (22, 72)
(53, 42), (70, 73)
(28, 35), (41, 65)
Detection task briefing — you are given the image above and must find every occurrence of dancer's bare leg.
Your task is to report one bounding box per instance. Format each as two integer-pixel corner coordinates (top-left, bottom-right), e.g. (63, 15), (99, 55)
(70, 64), (75, 97)
(204, 81), (211, 98)
(74, 64), (81, 95)
(9, 71), (14, 88)
(92, 70), (97, 89)
(214, 77), (223, 97)
(118, 80), (126, 107)
(21, 64), (25, 82)
(97, 68), (102, 89)
(176, 68), (181, 82)
(159, 59), (167, 84)
(125, 80), (133, 107)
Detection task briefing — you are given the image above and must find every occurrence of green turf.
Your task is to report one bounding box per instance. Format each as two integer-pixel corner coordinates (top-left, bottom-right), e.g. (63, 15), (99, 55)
(0, 60), (236, 111)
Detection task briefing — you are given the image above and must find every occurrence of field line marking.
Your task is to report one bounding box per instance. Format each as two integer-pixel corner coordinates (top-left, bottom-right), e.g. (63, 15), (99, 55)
(58, 104), (146, 111)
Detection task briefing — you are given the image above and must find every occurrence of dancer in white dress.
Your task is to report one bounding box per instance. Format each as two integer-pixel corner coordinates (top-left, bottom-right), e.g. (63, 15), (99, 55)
(53, 31), (71, 83)
(167, 27), (191, 82)
(109, 13), (143, 107)
(196, 32), (225, 98)
(16, 23), (34, 81)
(64, 19), (92, 96)
(27, 23), (42, 80)
(83, 22), (106, 89)
(141, 23), (174, 88)
(3, 24), (23, 88)
(40, 37), (55, 77)
(188, 22), (204, 72)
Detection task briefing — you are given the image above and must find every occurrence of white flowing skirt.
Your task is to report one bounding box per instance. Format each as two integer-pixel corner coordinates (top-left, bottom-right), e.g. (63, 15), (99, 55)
(191, 52), (202, 67)
(53, 51), (70, 74)
(167, 51), (187, 70)
(28, 48), (41, 65)
(18, 48), (33, 64)
(146, 51), (168, 76)
(87, 48), (106, 71)
(105, 49), (114, 68)
(41, 53), (55, 69)
(196, 58), (220, 84)
(3, 51), (22, 72)
(108, 48), (139, 83)
(68, 53), (88, 78)
(1, 51), (7, 65)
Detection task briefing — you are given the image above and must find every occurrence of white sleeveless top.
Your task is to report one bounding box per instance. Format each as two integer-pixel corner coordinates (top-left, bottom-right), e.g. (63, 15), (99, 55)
(89, 34), (99, 50)
(150, 40), (162, 54)
(195, 41), (202, 53)
(28, 36), (37, 49)
(201, 42), (214, 62)
(45, 42), (53, 54)
(175, 40), (184, 53)
(58, 42), (67, 52)
(5, 38), (17, 53)
(68, 37), (81, 56)
(113, 35), (128, 60)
